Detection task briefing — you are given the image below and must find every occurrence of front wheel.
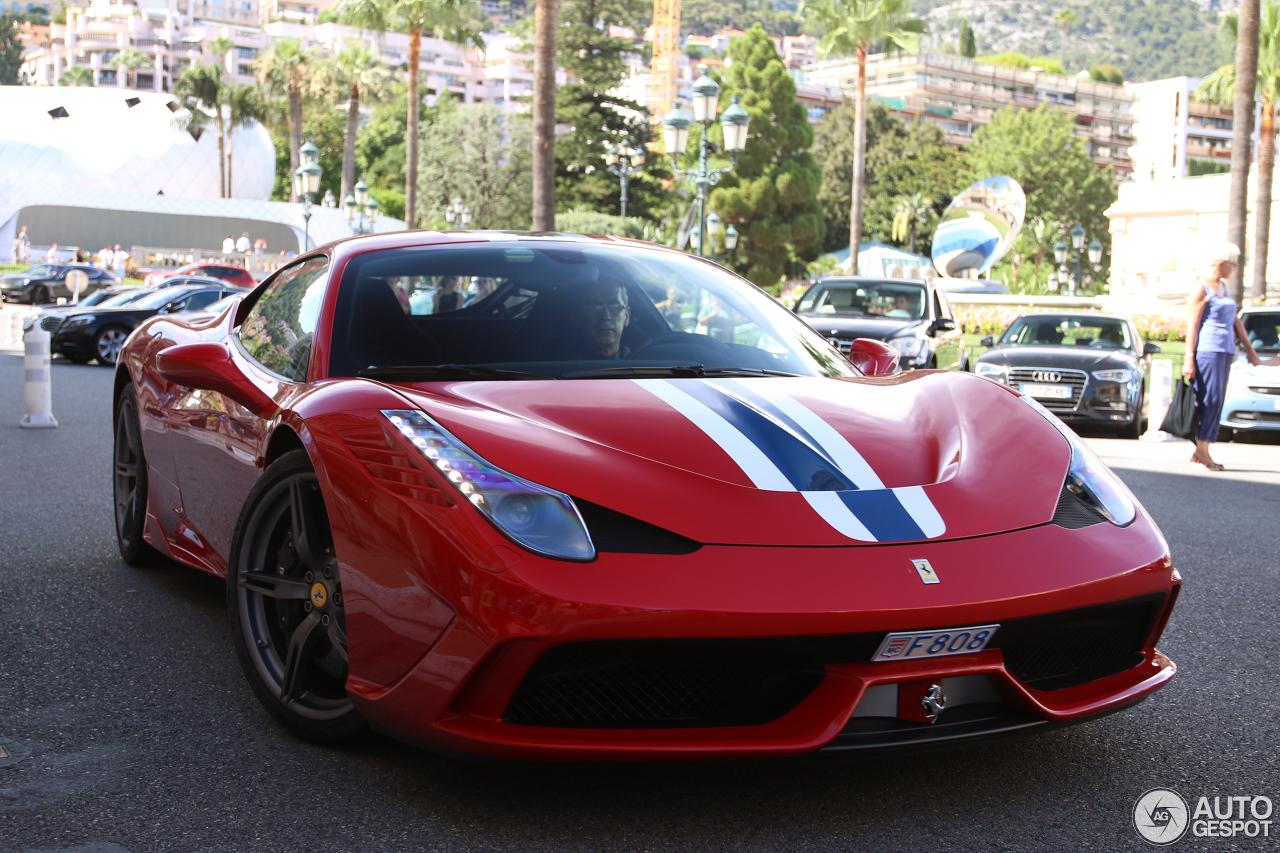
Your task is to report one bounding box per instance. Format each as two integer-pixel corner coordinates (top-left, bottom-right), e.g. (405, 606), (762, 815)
(95, 325), (128, 365)
(113, 383), (161, 565)
(32, 285), (49, 305)
(227, 450), (364, 742)
(1120, 390), (1145, 439)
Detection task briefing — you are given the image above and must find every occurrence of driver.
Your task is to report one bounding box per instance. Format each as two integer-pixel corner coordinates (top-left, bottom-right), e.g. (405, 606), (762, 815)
(886, 293), (915, 318)
(566, 279), (632, 359)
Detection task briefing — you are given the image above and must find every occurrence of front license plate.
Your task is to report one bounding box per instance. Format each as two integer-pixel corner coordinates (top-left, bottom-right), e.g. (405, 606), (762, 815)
(1021, 383), (1072, 399)
(872, 624), (1000, 662)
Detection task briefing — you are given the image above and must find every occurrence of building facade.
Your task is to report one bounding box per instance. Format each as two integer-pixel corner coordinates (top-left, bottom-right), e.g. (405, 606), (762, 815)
(1129, 76), (1263, 182)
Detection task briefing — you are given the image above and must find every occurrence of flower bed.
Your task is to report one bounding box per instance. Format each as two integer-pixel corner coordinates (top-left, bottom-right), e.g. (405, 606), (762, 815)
(953, 305), (1187, 343)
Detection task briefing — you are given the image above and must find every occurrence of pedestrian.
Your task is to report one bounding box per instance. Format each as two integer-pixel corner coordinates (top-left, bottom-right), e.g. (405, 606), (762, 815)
(223, 234), (235, 253)
(11, 226), (31, 264)
(236, 232), (251, 253)
(44, 243), (60, 263)
(97, 245), (113, 270)
(75, 247), (87, 263)
(434, 276), (462, 313)
(1183, 242), (1263, 471)
(112, 244), (130, 281)
(253, 238), (266, 255)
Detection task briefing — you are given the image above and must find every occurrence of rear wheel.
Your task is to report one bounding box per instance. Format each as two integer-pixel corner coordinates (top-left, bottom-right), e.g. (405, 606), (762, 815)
(227, 450), (364, 742)
(113, 383), (160, 565)
(95, 325), (128, 365)
(32, 285), (49, 305)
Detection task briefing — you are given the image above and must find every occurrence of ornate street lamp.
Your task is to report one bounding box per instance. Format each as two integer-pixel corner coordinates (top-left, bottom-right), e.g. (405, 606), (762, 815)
(444, 197), (472, 228)
(663, 74), (751, 258)
(705, 211), (739, 263)
(321, 189), (336, 208)
(343, 176), (381, 235)
(604, 141), (645, 218)
(292, 144), (322, 251)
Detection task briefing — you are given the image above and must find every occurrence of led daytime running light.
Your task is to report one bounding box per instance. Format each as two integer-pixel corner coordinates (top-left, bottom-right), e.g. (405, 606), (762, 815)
(1020, 396), (1136, 526)
(382, 409), (596, 561)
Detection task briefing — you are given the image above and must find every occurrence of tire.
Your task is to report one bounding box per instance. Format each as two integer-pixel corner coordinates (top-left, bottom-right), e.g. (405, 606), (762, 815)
(1120, 390), (1145, 439)
(113, 383), (161, 565)
(227, 450), (364, 743)
(94, 325), (129, 366)
(32, 285), (49, 305)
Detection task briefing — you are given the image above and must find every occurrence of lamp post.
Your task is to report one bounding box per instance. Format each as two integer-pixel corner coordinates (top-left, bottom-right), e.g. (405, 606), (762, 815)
(321, 189), (336, 209)
(1053, 225), (1103, 295)
(603, 142), (645, 218)
(343, 178), (381, 234)
(444, 197), (472, 228)
(293, 140), (322, 251)
(663, 72), (750, 258)
(705, 211), (739, 263)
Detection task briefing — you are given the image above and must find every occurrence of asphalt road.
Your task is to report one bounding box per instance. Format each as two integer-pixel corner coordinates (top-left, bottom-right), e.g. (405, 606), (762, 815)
(2, 352), (1280, 853)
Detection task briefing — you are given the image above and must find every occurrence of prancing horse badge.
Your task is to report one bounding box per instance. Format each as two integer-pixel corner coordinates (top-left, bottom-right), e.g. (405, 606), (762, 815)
(912, 559), (940, 584)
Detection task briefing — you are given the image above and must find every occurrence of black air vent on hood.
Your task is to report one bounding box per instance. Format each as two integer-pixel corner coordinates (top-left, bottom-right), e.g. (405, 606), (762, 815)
(572, 498), (702, 555)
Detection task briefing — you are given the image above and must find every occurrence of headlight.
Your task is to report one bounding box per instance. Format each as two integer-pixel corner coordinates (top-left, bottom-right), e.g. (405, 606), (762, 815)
(976, 362), (1008, 381)
(63, 315), (95, 327)
(888, 335), (924, 359)
(382, 409), (596, 561)
(1091, 369), (1133, 383)
(1021, 396), (1136, 526)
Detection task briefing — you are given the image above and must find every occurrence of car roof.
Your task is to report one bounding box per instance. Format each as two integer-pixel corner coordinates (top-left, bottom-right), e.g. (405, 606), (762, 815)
(166, 275), (235, 286)
(812, 277), (928, 286)
(1010, 311), (1131, 322)
(1241, 304), (1280, 314)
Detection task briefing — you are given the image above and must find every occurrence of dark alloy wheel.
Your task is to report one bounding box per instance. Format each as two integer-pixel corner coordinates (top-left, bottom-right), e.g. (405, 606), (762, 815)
(32, 285), (49, 305)
(227, 450), (364, 742)
(95, 326), (128, 366)
(1121, 390), (1145, 439)
(113, 384), (160, 565)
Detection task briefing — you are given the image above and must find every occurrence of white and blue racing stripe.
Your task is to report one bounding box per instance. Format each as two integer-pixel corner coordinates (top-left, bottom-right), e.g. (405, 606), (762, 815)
(633, 379), (945, 543)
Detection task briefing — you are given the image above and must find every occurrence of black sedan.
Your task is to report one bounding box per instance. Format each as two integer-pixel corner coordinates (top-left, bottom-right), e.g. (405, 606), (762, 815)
(1, 264), (120, 305)
(50, 281), (246, 366)
(975, 312), (1160, 438)
(792, 276), (967, 370)
(22, 286), (146, 334)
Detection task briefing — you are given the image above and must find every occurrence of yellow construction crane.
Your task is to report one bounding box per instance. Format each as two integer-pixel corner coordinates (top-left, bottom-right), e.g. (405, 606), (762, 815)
(650, 0), (680, 145)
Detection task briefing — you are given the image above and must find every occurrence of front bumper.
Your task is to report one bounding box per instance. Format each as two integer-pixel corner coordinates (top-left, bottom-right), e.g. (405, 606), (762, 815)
(50, 326), (96, 360)
(1221, 385), (1280, 431)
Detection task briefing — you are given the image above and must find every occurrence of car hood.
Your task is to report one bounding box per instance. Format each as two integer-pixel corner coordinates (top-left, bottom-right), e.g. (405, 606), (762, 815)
(389, 373), (1071, 547)
(979, 345), (1136, 370)
(798, 314), (921, 341)
(2, 274), (31, 284)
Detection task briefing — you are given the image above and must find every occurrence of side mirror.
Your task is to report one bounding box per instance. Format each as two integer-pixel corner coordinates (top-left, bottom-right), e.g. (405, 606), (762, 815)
(156, 341), (276, 416)
(846, 338), (900, 377)
(1143, 341), (1162, 355)
(932, 318), (957, 334)
(980, 335), (994, 348)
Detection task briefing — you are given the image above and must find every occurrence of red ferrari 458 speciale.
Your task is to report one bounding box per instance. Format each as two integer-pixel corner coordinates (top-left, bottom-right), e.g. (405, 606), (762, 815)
(111, 231), (1179, 761)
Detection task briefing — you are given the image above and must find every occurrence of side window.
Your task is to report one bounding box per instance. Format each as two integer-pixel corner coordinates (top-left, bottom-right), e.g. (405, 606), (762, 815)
(237, 258), (330, 382)
(183, 290), (223, 312)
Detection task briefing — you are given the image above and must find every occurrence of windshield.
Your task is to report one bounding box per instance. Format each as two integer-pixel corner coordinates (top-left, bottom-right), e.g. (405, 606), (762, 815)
(1244, 312), (1280, 353)
(24, 265), (54, 277)
(89, 289), (146, 307)
(328, 242), (858, 379)
(795, 281), (926, 319)
(1000, 315), (1132, 349)
(129, 288), (196, 311)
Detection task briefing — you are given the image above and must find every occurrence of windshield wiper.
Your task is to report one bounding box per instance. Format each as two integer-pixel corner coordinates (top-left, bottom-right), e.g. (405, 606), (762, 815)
(561, 365), (800, 379)
(358, 365), (550, 381)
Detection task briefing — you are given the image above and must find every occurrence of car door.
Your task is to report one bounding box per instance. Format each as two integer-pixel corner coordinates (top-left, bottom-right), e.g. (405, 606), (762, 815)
(168, 259), (330, 564)
(930, 288), (964, 370)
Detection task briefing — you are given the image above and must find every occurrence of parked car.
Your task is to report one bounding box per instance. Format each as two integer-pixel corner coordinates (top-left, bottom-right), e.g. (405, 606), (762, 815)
(1219, 305), (1280, 440)
(109, 232), (1178, 759)
(1, 263), (120, 305)
(22, 286), (147, 333)
(145, 261), (255, 289)
(792, 276), (968, 370)
(50, 282), (247, 365)
(975, 312), (1159, 438)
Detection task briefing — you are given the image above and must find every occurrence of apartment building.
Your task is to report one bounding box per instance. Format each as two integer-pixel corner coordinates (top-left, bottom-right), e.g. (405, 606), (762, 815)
(1129, 76), (1264, 181)
(802, 51), (1136, 178)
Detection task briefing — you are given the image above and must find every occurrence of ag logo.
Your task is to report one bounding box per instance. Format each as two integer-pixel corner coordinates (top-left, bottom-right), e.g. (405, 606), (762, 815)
(1133, 788), (1189, 845)
(912, 558), (940, 585)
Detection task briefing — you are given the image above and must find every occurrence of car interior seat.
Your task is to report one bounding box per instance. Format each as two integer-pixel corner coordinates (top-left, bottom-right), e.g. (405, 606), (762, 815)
(347, 277), (442, 369)
(1036, 324), (1064, 345)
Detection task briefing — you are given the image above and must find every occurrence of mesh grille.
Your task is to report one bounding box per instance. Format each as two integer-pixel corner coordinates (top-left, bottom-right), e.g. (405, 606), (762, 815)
(40, 315), (63, 332)
(1247, 386), (1280, 396)
(996, 593), (1165, 691)
(573, 499), (701, 554)
(330, 419), (449, 506)
(1051, 484), (1107, 529)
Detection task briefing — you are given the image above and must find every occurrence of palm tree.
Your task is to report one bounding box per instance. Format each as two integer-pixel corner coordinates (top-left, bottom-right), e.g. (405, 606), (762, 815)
(332, 44), (390, 202)
(891, 192), (933, 254)
(800, 0), (923, 273)
(1199, 1), (1275, 300)
(337, 0), (482, 228)
(532, 0), (558, 231)
(1052, 9), (1077, 67)
(208, 34), (235, 76)
(109, 47), (151, 89)
(174, 62), (228, 197)
(58, 65), (94, 87)
(222, 83), (268, 198)
(256, 37), (319, 202)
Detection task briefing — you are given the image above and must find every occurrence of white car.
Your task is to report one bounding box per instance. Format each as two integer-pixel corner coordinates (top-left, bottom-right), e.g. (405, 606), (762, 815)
(1219, 306), (1280, 439)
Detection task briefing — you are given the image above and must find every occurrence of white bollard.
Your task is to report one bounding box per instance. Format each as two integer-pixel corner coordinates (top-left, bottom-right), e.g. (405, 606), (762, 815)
(20, 326), (58, 429)
(9, 311), (20, 346)
(1141, 357), (1177, 441)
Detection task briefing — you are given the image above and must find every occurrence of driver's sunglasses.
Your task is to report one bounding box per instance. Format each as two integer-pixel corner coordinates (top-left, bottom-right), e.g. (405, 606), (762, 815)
(582, 300), (628, 316)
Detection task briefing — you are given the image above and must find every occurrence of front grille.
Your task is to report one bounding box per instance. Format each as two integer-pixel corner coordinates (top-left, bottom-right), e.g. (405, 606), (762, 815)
(40, 315), (63, 332)
(1228, 410), (1280, 424)
(573, 499), (701, 554)
(503, 635), (880, 729)
(1248, 385), (1280, 396)
(1051, 484), (1107, 529)
(995, 593), (1165, 691)
(1008, 367), (1088, 411)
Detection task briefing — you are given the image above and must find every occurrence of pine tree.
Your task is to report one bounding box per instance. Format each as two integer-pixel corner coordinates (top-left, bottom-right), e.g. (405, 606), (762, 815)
(959, 20), (976, 58)
(709, 25), (824, 287)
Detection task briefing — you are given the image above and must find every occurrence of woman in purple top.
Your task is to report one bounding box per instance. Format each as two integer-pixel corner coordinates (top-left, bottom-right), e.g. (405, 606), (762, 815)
(1183, 242), (1262, 471)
